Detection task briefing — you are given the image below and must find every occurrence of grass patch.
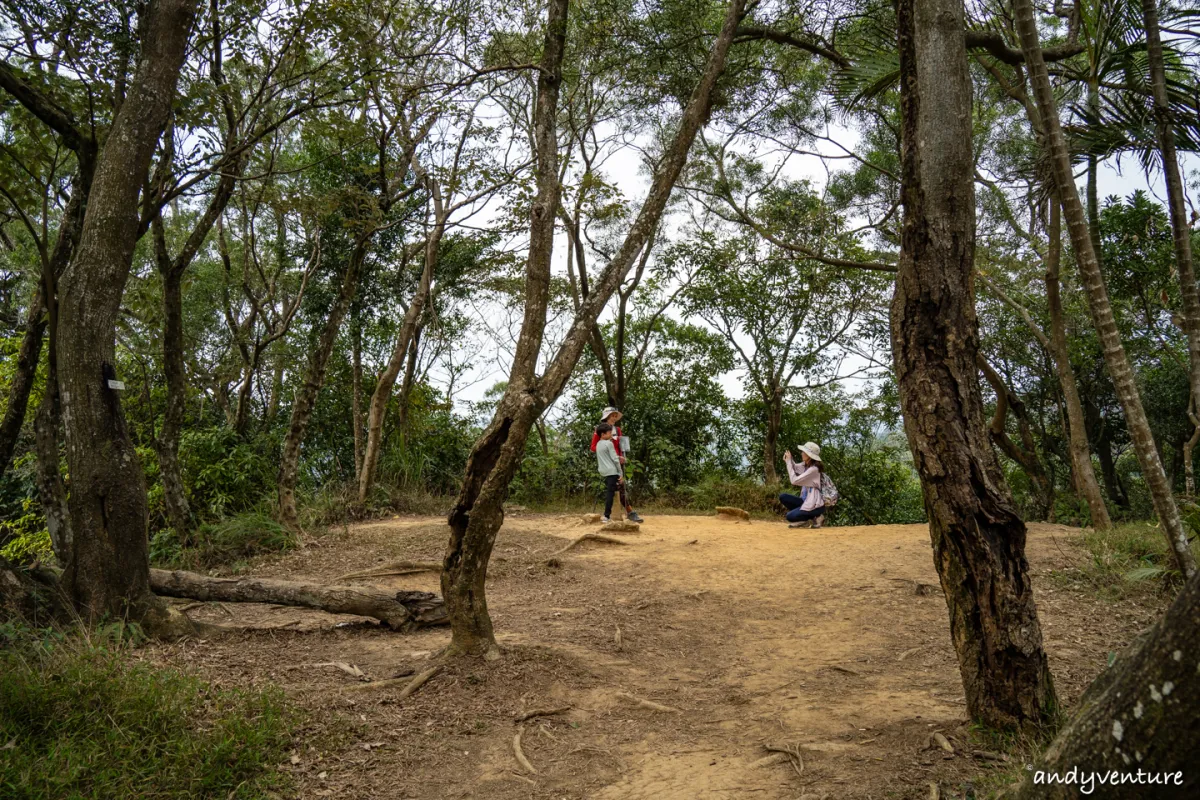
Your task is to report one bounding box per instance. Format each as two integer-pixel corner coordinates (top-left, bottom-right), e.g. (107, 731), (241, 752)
(966, 722), (1057, 798)
(0, 624), (295, 799)
(1050, 522), (1192, 599)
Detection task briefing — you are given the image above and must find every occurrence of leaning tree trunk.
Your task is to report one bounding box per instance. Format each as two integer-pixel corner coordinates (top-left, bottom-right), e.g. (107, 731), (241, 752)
(358, 221), (439, 503)
(1013, 567), (1200, 798)
(1045, 199), (1113, 529)
(56, 0), (199, 634)
(1143, 0), (1200, 506)
(891, 0), (1056, 729)
(441, 0), (748, 658)
(278, 236), (370, 527)
(1013, 0), (1196, 578)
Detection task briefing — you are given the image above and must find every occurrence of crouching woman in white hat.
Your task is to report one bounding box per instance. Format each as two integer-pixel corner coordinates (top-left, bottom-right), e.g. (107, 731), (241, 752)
(779, 442), (826, 529)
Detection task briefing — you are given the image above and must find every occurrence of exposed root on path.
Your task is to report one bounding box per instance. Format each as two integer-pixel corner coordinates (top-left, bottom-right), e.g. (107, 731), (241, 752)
(336, 561), (443, 582)
(546, 534), (629, 561)
(512, 725), (537, 774)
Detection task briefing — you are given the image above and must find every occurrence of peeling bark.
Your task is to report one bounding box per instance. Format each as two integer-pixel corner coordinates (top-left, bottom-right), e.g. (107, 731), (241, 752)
(892, 0), (1056, 728)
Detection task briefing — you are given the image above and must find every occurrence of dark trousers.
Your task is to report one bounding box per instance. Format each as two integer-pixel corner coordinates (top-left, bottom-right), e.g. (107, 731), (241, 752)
(779, 493), (825, 523)
(604, 475), (621, 517)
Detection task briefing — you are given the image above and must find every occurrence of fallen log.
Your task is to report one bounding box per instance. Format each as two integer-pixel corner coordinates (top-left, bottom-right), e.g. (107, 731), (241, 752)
(149, 569), (448, 631)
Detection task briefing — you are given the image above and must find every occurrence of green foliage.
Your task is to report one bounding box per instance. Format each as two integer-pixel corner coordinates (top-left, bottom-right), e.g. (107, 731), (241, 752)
(0, 626), (294, 799)
(0, 494), (52, 564)
(150, 512), (295, 570)
(178, 429), (278, 520)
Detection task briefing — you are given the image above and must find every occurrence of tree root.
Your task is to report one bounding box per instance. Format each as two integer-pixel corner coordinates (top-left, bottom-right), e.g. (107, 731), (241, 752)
(345, 664), (442, 697)
(512, 724), (537, 774)
(515, 706), (572, 723)
(335, 561), (442, 582)
(762, 742), (804, 777)
(547, 534), (629, 561)
(614, 691), (678, 713)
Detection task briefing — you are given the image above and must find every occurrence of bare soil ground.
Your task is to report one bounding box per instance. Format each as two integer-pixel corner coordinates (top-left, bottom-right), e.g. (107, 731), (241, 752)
(145, 514), (1167, 799)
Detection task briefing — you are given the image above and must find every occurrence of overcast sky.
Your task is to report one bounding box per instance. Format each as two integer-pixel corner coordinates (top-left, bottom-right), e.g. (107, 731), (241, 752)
(433, 123), (1197, 420)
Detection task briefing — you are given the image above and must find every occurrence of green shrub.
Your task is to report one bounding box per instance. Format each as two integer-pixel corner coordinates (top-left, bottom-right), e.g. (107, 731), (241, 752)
(150, 511), (296, 570)
(0, 626), (294, 799)
(0, 498), (53, 564)
(178, 428), (277, 519)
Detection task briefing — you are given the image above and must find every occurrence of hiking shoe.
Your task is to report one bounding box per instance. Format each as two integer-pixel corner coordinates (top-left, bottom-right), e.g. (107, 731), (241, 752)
(788, 520), (812, 529)
(628, 511), (644, 523)
(812, 515), (825, 529)
(601, 516), (610, 523)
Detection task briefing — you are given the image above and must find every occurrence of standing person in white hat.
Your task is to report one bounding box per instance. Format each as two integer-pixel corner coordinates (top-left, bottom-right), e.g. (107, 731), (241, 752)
(590, 407), (644, 523)
(779, 442), (826, 528)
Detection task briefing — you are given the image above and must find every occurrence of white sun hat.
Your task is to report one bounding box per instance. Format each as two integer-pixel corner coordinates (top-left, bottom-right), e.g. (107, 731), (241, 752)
(798, 441), (822, 462)
(599, 406), (621, 422)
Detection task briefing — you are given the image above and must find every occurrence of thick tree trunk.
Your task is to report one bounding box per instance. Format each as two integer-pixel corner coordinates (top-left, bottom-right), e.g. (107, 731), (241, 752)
(56, 0), (199, 634)
(1045, 199), (1113, 528)
(278, 237), (370, 527)
(358, 224), (438, 503)
(1013, 0), (1196, 578)
(1013, 568), (1200, 798)
(157, 263), (192, 541)
(148, 568), (447, 631)
(892, 0), (1056, 728)
(33, 376), (70, 566)
(441, 0), (747, 658)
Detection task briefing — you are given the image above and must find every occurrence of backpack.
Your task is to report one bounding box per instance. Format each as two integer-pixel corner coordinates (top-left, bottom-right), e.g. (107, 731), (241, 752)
(820, 472), (839, 507)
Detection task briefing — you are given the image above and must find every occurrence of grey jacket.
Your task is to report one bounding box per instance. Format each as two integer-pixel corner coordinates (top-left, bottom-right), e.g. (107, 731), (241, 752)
(596, 438), (621, 477)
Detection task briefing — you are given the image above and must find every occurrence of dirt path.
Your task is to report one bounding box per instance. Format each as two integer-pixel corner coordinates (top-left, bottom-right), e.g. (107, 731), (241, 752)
(148, 515), (1165, 799)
